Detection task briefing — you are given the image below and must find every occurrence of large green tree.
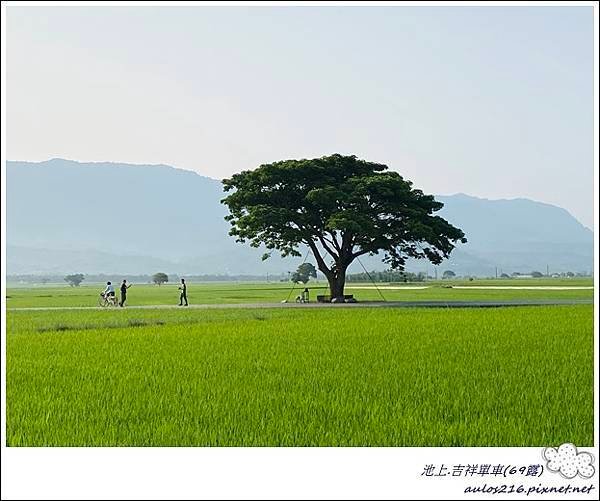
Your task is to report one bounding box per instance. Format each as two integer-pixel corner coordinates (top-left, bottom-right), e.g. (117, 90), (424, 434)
(222, 154), (466, 301)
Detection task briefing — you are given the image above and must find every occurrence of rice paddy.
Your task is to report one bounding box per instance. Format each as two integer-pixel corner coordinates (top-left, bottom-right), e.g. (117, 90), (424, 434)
(6, 299), (594, 447)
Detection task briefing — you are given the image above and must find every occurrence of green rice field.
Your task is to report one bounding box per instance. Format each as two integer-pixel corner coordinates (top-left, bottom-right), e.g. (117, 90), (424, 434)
(6, 299), (594, 446)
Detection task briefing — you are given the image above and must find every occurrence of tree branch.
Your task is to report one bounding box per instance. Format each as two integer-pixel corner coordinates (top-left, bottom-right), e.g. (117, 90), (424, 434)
(306, 239), (332, 277)
(352, 247), (372, 259)
(317, 234), (339, 261)
(328, 231), (343, 254)
(321, 233), (338, 250)
(342, 232), (353, 254)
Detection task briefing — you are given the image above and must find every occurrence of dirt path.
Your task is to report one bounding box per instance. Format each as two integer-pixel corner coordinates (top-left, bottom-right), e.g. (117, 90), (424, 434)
(7, 299), (593, 312)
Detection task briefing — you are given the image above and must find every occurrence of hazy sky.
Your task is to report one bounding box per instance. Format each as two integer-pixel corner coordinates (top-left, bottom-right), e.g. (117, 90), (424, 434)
(7, 6), (595, 227)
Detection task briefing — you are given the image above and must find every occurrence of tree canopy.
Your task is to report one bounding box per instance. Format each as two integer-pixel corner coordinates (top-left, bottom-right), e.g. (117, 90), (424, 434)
(152, 272), (169, 286)
(64, 273), (85, 287)
(222, 154), (466, 300)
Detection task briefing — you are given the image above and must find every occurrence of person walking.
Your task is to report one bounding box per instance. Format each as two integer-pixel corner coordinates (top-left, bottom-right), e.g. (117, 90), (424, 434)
(119, 279), (132, 307)
(178, 278), (188, 306)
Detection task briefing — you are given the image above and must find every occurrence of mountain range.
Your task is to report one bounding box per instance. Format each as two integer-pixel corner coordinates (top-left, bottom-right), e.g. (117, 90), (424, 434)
(5, 158), (594, 276)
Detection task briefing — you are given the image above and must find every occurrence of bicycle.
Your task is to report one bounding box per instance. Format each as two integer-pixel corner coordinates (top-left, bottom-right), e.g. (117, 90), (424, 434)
(98, 292), (118, 307)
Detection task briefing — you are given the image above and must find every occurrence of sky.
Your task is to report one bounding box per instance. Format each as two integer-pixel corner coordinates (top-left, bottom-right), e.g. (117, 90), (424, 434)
(6, 5), (595, 228)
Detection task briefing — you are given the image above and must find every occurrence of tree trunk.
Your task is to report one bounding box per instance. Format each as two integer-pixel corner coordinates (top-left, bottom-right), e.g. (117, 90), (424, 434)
(306, 239), (350, 303)
(328, 268), (347, 302)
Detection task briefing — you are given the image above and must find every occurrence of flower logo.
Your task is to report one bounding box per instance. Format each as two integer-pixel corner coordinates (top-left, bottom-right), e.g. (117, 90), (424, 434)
(543, 443), (595, 479)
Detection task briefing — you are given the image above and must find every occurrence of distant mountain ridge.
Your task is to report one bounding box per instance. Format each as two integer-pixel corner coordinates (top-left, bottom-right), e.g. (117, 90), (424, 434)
(6, 159), (594, 276)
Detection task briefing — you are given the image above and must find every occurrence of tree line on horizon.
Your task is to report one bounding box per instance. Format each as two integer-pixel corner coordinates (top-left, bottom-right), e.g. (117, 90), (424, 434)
(7, 268), (590, 288)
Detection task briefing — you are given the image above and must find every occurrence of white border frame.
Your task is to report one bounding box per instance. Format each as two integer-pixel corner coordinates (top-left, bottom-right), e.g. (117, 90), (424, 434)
(1, 1), (598, 499)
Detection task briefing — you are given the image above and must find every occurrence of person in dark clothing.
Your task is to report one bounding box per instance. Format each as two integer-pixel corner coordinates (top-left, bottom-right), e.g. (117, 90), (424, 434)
(178, 278), (188, 306)
(119, 279), (132, 307)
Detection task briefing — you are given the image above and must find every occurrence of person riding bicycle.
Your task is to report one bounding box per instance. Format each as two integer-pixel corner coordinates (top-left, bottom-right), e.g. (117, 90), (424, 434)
(102, 281), (116, 302)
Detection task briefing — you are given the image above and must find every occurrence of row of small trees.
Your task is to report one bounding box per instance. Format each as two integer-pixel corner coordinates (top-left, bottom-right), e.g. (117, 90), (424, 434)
(291, 266), (451, 283)
(64, 272), (171, 287)
(347, 270), (429, 283)
(502, 271), (577, 278)
(60, 267), (584, 288)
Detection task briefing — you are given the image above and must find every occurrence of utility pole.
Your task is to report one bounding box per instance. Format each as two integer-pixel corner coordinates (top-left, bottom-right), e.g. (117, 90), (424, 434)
(546, 264), (549, 277)
(495, 266), (498, 279)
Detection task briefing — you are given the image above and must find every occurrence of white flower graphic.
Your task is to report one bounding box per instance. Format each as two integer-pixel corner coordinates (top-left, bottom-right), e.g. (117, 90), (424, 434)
(543, 443), (595, 479)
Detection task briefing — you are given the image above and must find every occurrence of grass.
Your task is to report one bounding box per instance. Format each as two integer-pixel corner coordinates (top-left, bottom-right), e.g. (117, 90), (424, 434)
(5, 278), (594, 308)
(6, 305), (594, 446)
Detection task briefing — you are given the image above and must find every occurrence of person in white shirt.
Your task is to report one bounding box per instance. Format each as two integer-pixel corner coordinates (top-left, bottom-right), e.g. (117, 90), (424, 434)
(102, 281), (115, 299)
